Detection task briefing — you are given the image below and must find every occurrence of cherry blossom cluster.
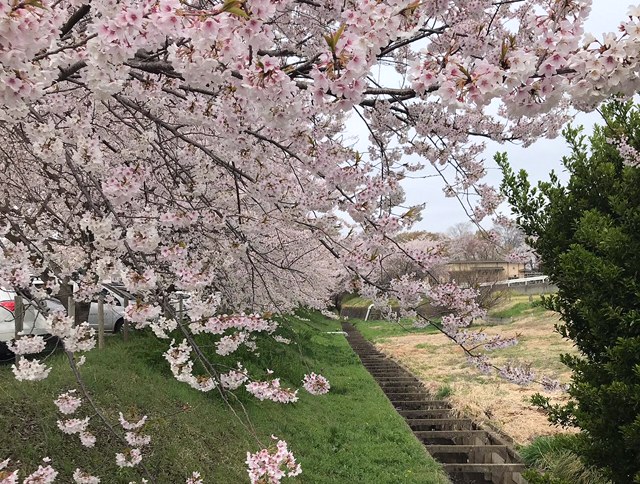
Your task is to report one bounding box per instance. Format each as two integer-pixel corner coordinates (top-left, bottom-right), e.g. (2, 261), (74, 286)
(54, 390), (82, 415)
(0, 458), (58, 484)
(505, 246), (536, 264)
(164, 340), (218, 392)
(72, 469), (101, 484)
(428, 282), (486, 335)
(245, 377), (299, 404)
(498, 363), (537, 386)
(272, 335), (291, 345)
(467, 355), (493, 375)
(189, 313), (278, 337)
(302, 373), (331, 396)
(147, 316), (178, 339)
(125, 302), (162, 325)
(7, 310), (97, 381)
(540, 376), (569, 393)
(11, 358), (52, 382)
(55, 391), (96, 448)
(220, 364), (249, 390)
(7, 334), (46, 355)
(0, 457), (104, 484)
(608, 135), (640, 167)
(246, 437), (302, 484)
(185, 472), (204, 484)
(116, 414), (149, 468)
(454, 331), (519, 352)
(121, 268), (158, 294)
(44, 311), (96, 353)
(188, 313), (278, 356)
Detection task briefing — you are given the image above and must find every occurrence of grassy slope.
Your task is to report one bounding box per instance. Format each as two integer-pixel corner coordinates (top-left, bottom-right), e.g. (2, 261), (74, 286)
(340, 296), (401, 309)
(349, 319), (439, 343)
(487, 298), (547, 319)
(0, 311), (448, 484)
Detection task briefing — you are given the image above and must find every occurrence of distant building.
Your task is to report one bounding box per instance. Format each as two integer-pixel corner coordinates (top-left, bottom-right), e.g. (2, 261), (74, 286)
(444, 260), (525, 283)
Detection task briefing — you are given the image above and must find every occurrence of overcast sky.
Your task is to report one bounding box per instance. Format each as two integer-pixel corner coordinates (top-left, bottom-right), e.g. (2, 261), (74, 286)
(350, 2), (635, 234)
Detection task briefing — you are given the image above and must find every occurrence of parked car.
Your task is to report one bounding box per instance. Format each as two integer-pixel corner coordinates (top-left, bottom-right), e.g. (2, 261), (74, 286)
(0, 289), (62, 342)
(88, 285), (126, 333)
(1, 284), (129, 358)
(0, 288), (64, 357)
(6, 282), (127, 335)
(105, 282), (190, 321)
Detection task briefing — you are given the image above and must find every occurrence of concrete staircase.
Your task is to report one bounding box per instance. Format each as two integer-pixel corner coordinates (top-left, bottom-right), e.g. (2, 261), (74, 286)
(343, 323), (528, 484)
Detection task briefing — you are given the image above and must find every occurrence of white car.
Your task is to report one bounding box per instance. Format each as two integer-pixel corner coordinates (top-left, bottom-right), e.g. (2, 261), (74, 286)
(0, 288), (58, 343)
(87, 286), (126, 334)
(0, 285), (126, 354)
(30, 280), (127, 334)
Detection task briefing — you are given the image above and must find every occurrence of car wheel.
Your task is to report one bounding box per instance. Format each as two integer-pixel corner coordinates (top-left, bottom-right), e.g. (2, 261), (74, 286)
(113, 319), (124, 334)
(0, 341), (14, 362)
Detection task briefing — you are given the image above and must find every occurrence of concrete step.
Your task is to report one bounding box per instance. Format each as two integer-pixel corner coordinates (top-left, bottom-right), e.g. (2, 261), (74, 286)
(414, 430), (493, 446)
(384, 392), (433, 401)
(442, 463), (527, 484)
(399, 409), (454, 419)
(391, 400), (451, 410)
(425, 444), (513, 464)
(406, 418), (473, 431)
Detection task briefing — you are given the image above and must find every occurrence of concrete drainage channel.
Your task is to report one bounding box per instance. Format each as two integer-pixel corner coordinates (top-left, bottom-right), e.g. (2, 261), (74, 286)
(342, 323), (528, 484)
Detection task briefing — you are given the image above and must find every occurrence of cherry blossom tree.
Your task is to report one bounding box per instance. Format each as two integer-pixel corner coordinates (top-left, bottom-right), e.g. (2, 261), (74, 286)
(1, 0), (640, 480)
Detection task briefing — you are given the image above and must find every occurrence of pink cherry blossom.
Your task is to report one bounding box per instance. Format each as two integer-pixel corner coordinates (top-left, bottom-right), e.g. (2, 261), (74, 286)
(0, 0), (636, 479)
(0, 458), (18, 484)
(23, 464), (58, 484)
(125, 432), (151, 447)
(11, 359), (51, 382)
(220, 364), (249, 390)
(115, 448), (143, 468)
(246, 378), (299, 403)
(54, 391), (82, 415)
(185, 472), (203, 484)
(57, 417), (90, 435)
(118, 413), (148, 431)
(246, 438), (301, 484)
(7, 335), (46, 355)
(302, 373), (330, 395)
(79, 432), (97, 448)
(73, 468), (101, 484)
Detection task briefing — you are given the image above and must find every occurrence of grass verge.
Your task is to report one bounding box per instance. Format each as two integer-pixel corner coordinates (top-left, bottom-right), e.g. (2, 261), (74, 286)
(349, 318), (439, 343)
(0, 311), (449, 484)
(520, 435), (611, 484)
(487, 296), (547, 319)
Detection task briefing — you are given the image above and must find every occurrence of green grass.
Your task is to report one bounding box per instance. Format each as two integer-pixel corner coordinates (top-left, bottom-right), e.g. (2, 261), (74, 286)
(0, 311), (449, 484)
(434, 385), (453, 399)
(520, 435), (611, 484)
(488, 300), (547, 319)
(340, 296), (375, 308)
(520, 435), (580, 466)
(349, 319), (440, 343)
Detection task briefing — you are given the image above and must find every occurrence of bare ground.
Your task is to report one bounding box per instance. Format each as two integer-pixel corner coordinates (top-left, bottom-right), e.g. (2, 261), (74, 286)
(375, 303), (577, 444)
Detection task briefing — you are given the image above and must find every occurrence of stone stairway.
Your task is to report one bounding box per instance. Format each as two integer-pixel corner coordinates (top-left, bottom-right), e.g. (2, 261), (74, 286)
(342, 323), (528, 484)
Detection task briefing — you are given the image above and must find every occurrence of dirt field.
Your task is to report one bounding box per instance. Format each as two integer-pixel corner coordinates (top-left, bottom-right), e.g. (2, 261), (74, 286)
(372, 296), (577, 444)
